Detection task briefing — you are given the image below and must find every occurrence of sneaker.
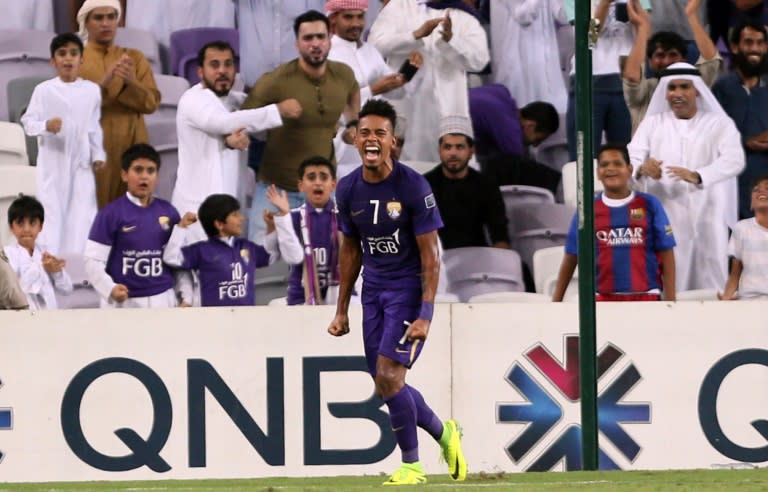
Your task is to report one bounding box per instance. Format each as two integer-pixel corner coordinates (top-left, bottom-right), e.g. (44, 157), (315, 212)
(440, 419), (467, 481)
(382, 462), (427, 486)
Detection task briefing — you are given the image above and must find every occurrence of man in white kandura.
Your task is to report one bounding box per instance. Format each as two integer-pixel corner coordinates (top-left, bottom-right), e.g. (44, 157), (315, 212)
(629, 62), (745, 291)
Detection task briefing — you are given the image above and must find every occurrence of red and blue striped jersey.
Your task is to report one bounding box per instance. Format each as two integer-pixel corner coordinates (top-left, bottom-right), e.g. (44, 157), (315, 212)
(565, 192), (676, 294)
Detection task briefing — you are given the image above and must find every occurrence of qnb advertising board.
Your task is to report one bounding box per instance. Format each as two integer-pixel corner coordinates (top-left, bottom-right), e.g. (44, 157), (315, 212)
(0, 302), (767, 482)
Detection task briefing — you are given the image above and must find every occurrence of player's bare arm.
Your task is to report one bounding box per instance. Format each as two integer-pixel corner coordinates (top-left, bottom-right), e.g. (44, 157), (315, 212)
(328, 233), (362, 337)
(660, 249), (676, 301)
(552, 253), (578, 302)
(718, 258), (742, 300)
(407, 231), (440, 342)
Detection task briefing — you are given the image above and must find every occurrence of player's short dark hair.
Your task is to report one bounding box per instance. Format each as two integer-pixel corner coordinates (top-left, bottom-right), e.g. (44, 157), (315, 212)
(646, 31), (687, 60)
(731, 19), (768, 46)
(121, 143), (161, 171)
(597, 143), (631, 166)
(438, 133), (475, 148)
(298, 156), (335, 179)
(7, 195), (44, 226)
(197, 40), (235, 67)
(50, 33), (83, 58)
(293, 10), (330, 37)
(751, 174), (768, 189)
(520, 101), (559, 135)
(358, 99), (397, 132)
(198, 194), (240, 238)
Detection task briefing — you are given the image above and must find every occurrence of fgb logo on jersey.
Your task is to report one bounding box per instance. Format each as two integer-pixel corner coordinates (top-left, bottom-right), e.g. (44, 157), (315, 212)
(497, 335), (651, 471)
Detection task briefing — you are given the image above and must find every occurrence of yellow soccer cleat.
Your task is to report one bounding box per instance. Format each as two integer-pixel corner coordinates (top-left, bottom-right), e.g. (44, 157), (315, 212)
(440, 419), (467, 481)
(382, 462), (427, 486)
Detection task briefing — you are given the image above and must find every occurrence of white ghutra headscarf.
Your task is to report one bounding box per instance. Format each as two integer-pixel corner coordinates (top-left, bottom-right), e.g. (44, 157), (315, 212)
(77, 0), (122, 42)
(645, 62), (726, 118)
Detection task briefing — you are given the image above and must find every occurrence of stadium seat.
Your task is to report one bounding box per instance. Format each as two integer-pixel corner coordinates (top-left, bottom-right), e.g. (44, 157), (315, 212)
(443, 247), (524, 302)
(268, 296), (287, 306)
(532, 113), (569, 173)
(533, 246), (569, 294)
(0, 121), (29, 166)
(543, 274), (579, 301)
(512, 228), (568, 275)
(0, 30), (56, 121)
(676, 289), (718, 301)
(468, 291), (550, 303)
(509, 202), (575, 238)
(169, 27), (239, 84)
(146, 73), (190, 124)
(401, 160), (437, 175)
(154, 144), (179, 202)
(115, 27), (163, 73)
(54, 253), (100, 309)
(0, 164), (36, 246)
(254, 259), (290, 305)
(562, 160), (602, 209)
(147, 117), (177, 148)
(6, 75), (47, 165)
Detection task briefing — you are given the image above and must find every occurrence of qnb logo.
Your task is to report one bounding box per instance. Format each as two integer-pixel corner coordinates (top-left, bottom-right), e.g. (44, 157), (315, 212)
(496, 335), (651, 471)
(0, 377), (12, 464)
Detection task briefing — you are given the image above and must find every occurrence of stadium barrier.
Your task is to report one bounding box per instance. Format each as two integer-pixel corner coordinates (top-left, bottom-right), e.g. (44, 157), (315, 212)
(0, 302), (766, 482)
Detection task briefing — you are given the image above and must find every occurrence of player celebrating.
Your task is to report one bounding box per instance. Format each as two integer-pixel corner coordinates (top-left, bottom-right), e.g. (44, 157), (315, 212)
(328, 99), (466, 485)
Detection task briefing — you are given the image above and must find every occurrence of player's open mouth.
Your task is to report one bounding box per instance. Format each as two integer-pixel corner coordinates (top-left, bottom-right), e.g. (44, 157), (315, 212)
(758, 194), (767, 201)
(364, 146), (380, 159)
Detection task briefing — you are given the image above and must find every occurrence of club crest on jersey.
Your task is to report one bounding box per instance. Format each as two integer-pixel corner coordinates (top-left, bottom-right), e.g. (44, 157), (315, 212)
(158, 216), (171, 231)
(386, 201), (402, 219)
(665, 224), (674, 236)
(240, 248), (250, 263)
(630, 208), (644, 221)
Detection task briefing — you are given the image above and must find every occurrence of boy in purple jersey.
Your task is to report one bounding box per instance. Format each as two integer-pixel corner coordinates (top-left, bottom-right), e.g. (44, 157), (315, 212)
(271, 156), (340, 305)
(163, 194), (291, 307)
(328, 100), (466, 485)
(552, 143), (677, 302)
(84, 144), (180, 308)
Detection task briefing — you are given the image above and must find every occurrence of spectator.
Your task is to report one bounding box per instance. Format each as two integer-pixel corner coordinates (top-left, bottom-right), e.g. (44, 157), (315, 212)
(3, 196), (72, 310)
(552, 143), (676, 302)
(623, 0), (721, 134)
(84, 144), (180, 308)
(713, 20), (768, 220)
(20, 33), (105, 256)
(490, 0), (568, 113)
(424, 115), (509, 250)
(719, 175), (768, 300)
(368, 0), (490, 162)
(77, 0), (160, 208)
(629, 62), (745, 291)
(242, 10), (360, 244)
(648, 0), (708, 63)
(0, 250), (28, 310)
(173, 40), (299, 243)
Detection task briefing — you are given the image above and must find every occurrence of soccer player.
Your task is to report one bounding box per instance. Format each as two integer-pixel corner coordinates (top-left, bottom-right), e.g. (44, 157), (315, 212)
(84, 144), (180, 308)
(328, 99), (466, 485)
(163, 193), (295, 307)
(552, 143), (677, 302)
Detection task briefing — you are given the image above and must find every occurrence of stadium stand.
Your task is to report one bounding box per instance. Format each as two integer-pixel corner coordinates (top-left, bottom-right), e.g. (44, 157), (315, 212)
(0, 29), (56, 121)
(562, 159), (602, 209)
(54, 253), (100, 309)
(0, 164), (36, 247)
(468, 291), (550, 303)
(146, 73), (190, 125)
(114, 27), (163, 73)
(154, 143), (179, 202)
(169, 27), (239, 84)
(7, 75), (47, 165)
(443, 247), (525, 302)
(0, 121), (29, 166)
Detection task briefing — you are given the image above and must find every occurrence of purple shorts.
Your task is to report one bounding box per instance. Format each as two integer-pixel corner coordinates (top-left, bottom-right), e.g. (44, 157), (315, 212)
(361, 286), (424, 376)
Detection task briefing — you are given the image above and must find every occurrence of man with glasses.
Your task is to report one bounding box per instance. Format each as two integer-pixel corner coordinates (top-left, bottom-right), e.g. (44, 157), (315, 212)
(242, 10), (360, 245)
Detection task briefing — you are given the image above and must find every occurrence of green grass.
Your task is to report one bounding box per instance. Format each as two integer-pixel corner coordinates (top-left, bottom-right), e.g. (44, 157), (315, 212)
(1, 469), (768, 492)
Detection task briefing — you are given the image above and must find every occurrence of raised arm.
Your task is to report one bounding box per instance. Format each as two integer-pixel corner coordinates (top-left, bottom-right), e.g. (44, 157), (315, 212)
(686, 0), (717, 61)
(622, 0), (651, 84)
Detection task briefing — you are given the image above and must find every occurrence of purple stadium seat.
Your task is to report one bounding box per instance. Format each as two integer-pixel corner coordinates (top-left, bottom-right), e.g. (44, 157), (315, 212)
(169, 27), (239, 85)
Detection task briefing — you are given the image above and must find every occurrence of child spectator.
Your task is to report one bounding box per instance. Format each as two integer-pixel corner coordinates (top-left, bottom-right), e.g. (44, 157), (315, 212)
(3, 196), (72, 310)
(84, 144), (180, 308)
(552, 143), (676, 302)
(20, 33), (105, 256)
(163, 193), (298, 307)
(719, 175), (768, 300)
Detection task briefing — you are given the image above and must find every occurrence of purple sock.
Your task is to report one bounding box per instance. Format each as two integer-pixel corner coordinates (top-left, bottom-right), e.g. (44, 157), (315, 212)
(385, 386), (419, 463)
(407, 385), (444, 441)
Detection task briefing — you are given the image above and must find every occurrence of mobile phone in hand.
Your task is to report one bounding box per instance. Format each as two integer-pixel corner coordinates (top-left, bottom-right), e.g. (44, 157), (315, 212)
(398, 60), (419, 82)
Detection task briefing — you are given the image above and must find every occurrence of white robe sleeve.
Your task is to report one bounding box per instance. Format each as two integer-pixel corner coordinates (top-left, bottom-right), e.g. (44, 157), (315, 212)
(696, 120), (746, 188)
(182, 90), (283, 135)
(273, 213), (304, 265)
(83, 240), (117, 302)
(434, 15), (490, 72)
(88, 86), (107, 163)
(368, 5), (425, 57)
(20, 85), (51, 137)
(162, 224), (189, 268)
(512, 0), (542, 26)
(50, 270), (73, 295)
(262, 231), (280, 265)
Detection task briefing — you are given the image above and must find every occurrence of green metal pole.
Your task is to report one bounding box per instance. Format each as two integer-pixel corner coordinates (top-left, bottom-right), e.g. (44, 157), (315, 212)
(574, 1), (598, 472)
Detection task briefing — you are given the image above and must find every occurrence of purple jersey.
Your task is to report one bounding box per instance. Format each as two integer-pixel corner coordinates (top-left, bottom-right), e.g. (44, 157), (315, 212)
(180, 237), (270, 306)
(88, 196), (180, 297)
(336, 161), (443, 289)
(287, 202), (337, 305)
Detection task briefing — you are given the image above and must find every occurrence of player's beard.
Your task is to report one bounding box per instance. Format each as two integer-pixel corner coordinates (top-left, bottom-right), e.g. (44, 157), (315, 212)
(301, 50), (328, 68)
(733, 51), (768, 78)
(442, 159), (469, 175)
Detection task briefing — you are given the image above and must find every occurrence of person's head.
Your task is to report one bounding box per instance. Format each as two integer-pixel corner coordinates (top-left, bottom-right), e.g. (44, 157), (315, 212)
(392, 117), (407, 162)
(49, 33), (84, 82)
(326, 0), (368, 43)
(294, 10), (331, 69)
(730, 20), (768, 78)
(7, 196), (44, 252)
(121, 144), (161, 203)
(646, 31), (687, 74)
(197, 41), (236, 97)
(356, 99), (398, 171)
(596, 144), (632, 196)
(520, 101), (559, 147)
(77, 0), (122, 45)
(665, 77), (698, 119)
(437, 115), (475, 179)
(198, 194), (244, 238)
(751, 175), (768, 212)
(298, 156), (336, 208)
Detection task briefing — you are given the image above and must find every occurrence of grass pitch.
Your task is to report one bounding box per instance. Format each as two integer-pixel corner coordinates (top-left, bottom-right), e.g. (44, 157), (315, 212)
(1, 469), (767, 492)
